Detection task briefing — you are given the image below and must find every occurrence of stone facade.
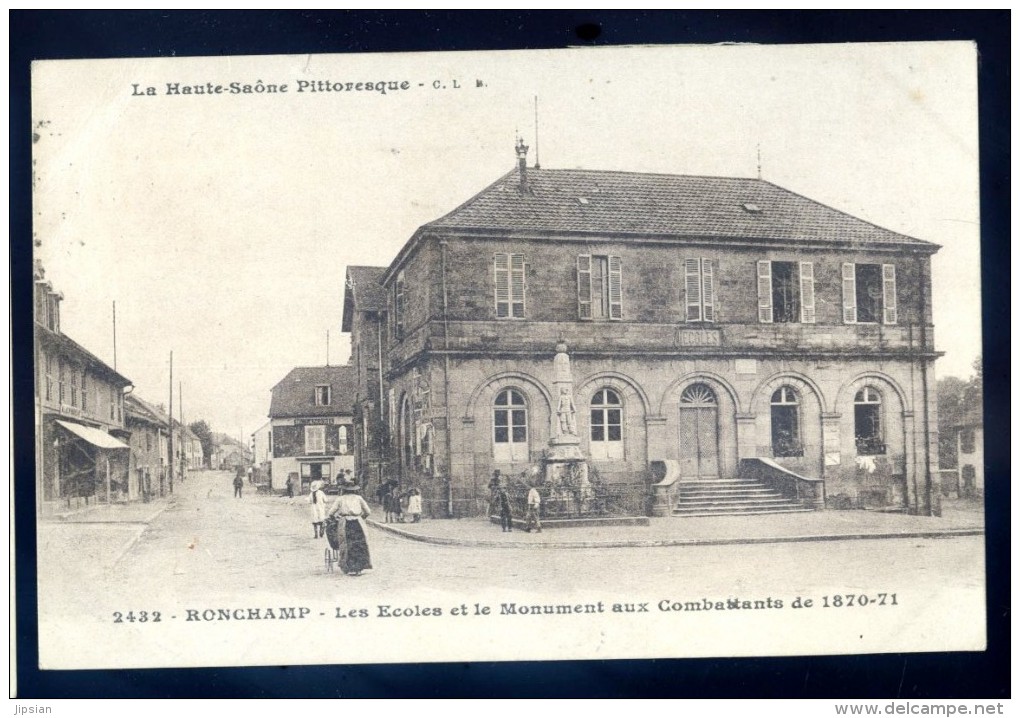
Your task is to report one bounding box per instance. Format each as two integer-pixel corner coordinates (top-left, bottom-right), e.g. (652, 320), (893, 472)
(345, 159), (941, 518)
(342, 266), (390, 487)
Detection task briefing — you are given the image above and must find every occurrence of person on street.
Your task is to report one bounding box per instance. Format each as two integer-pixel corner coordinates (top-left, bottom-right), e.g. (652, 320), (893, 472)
(497, 485), (514, 532)
(525, 485), (542, 533)
(326, 480), (373, 576)
(285, 475), (295, 498)
(309, 479), (327, 538)
(488, 470), (502, 514)
(406, 488), (422, 523)
(232, 472), (244, 499)
(382, 485), (396, 523)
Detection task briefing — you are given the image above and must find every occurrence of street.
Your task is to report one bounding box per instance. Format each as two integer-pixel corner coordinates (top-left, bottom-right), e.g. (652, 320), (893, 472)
(38, 470), (986, 669)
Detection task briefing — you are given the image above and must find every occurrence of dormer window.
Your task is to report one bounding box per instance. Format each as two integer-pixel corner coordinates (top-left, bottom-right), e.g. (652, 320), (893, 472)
(741, 202), (762, 213)
(314, 385), (331, 406)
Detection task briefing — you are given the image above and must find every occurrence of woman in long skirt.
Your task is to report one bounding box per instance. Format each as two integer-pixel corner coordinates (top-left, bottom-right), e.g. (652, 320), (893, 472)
(327, 481), (373, 576)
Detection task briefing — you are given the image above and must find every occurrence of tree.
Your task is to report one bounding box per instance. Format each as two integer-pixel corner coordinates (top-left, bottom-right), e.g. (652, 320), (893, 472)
(936, 355), (983, 470)
(937, 376), (967, 469)
(188, 420), (215, 468)
(963, 354), (983, 407)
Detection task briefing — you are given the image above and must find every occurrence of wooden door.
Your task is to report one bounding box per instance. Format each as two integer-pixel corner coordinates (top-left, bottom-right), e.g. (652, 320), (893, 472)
(679, 384), (720, 479)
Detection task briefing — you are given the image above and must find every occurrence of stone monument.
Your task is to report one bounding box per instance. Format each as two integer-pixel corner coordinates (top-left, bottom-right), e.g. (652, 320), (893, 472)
(545, 342), (588, 490)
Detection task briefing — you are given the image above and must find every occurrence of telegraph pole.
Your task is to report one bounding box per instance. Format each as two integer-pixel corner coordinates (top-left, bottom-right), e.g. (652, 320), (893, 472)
(179, 380), (185, 482)
(168, 351), (174, 494)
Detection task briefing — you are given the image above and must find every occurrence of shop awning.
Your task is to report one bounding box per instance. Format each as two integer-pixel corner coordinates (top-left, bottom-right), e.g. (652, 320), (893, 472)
(55, 420), (130, 450)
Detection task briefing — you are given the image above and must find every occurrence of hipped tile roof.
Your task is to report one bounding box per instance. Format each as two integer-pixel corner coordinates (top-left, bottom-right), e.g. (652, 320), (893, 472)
(425, 168), (933, 247)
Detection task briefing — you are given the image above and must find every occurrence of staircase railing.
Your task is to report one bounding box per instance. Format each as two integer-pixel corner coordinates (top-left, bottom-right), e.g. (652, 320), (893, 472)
(738, 458), (824, 509)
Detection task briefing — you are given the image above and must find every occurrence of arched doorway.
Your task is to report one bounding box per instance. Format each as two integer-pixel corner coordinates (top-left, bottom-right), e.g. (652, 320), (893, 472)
(678, 383), (719, 479)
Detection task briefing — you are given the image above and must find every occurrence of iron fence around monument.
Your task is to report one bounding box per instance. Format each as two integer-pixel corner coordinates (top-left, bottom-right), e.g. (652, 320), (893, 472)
(501, 478), (651, 520)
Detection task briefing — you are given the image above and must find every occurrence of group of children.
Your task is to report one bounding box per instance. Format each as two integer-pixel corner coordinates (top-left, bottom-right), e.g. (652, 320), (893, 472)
(379, 482), (423, 524)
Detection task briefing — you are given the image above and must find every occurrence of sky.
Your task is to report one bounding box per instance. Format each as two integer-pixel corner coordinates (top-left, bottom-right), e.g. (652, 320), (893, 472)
(31, 43), (981, 443)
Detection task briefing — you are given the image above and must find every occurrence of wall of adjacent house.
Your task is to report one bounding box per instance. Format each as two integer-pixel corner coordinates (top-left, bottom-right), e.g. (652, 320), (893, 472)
(957, 425), (984, 497)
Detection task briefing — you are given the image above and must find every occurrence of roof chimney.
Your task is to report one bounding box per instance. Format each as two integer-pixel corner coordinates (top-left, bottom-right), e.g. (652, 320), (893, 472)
(515, 137), (529, 193)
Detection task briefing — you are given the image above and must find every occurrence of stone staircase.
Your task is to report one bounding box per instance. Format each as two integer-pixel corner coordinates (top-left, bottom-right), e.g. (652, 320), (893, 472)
(673, 478), (813, 517)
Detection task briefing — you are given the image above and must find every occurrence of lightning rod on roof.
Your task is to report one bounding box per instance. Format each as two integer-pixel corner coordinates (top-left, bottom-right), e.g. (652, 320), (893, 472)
(534, 95), (541, 169)
(757, 143), (762, 180)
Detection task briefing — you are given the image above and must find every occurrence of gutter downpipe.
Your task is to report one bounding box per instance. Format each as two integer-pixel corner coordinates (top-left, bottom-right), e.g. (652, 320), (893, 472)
(917, 256), (934, 516)
(440, 239), (454, 518)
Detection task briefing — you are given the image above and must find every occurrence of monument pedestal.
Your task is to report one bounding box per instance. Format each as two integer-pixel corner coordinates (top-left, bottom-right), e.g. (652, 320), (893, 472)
(544, 437), (588, 483)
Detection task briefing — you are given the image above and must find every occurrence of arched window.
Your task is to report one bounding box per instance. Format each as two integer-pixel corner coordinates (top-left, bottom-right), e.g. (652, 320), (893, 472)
(854, 387), (885, 455)
(338, 425), (349, 455)
(493, 389), (528, 463)
(770, 386), (802, 457)
(590, 388), (623, 460)
(681, 383), (717, 406)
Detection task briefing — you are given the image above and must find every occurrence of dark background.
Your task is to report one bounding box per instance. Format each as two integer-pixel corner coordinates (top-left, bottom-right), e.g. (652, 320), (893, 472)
(10, 10), (1009, 699)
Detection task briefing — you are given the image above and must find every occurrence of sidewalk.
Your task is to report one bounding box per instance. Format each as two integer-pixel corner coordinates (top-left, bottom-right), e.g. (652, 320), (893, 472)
(38, 496), (174, 571)
(367, 498), (984, 550)
(48, 498), (172, 524)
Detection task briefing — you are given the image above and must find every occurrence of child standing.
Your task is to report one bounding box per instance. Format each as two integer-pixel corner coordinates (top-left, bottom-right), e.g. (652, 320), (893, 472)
(308, 479), (327, 538)
(406, 488), (423, 523)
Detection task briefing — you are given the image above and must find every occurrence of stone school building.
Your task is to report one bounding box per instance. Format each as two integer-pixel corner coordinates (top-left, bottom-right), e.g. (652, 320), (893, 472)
(343, 149), (941, 518)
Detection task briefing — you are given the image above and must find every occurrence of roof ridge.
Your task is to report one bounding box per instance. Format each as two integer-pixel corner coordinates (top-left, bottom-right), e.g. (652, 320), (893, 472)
(529, 167), (761, 182)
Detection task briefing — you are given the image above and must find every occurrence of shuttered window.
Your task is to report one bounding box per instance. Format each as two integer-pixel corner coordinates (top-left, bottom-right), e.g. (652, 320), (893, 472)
(757, 260), (773, 323)
(799, 262), (816, 323)
(882, 264), (897, 325)
(843, 262), (896, 325)
(685, 258), (716, 322)
(607, 255), (623, 320)
(577, 254), (622, 320)
(304, 425), (325, 454)
(759, 260), (814, 324)
(842, 262), (858, 324)
(577, 255), (592, 319)
(494, 253), (526, 318)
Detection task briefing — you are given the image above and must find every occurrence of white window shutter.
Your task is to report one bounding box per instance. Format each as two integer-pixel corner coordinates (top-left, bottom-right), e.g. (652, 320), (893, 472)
(608, 256), (623, 320)
(510, 253), (526, 318)
(799, 261), (816, 323)
(882, 264), (897, 325)
(577, 254), (592, 319)
(493, 253), (509, 318)
(842, 262), (857, 324)
(757, 260), (773, 323)
(685, 259), (702, 322)
(701, 258), (715, 322)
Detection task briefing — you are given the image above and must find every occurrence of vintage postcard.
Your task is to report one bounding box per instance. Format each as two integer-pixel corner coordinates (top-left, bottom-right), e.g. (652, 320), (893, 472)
(30, 43), (984, 670)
